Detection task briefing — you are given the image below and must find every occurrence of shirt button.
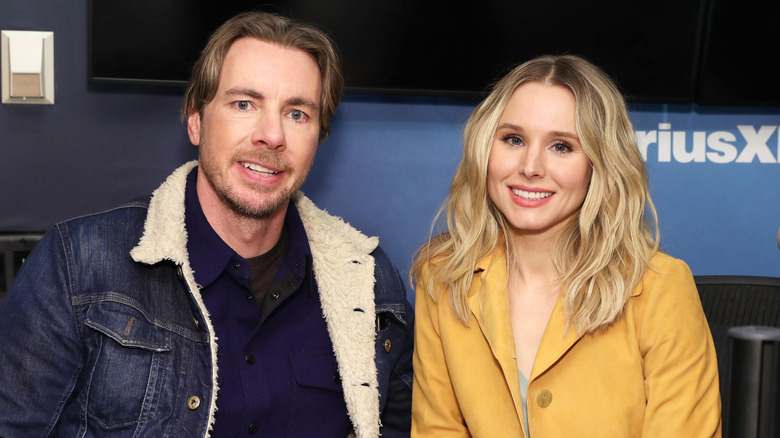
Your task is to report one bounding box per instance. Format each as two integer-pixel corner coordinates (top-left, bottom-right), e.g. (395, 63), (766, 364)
(187, 396), (200, 410)
(536, 389), (553, 407)
(234, 263), (241, 270)
(245, 353), (256, 365)
(384, 339), (392, 353)
(248, 423), (259, 434)
(271, 291), (280, 300)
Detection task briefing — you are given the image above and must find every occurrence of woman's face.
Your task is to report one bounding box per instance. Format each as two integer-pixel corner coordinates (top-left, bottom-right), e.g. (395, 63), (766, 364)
(487, 82), (592, 239)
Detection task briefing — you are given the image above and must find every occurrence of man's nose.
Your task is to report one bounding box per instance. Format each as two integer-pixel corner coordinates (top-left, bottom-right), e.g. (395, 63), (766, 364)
(251, 112), (286, 150)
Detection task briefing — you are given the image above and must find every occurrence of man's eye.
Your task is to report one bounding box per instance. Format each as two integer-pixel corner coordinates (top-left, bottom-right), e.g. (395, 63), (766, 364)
(290, 109), (304, 121)
(236, 101), (251, 111)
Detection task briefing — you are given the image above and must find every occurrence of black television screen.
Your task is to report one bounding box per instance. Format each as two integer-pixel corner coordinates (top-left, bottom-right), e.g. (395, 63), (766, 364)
(696, 0), (780, 106)
(89, 0), (703, 103)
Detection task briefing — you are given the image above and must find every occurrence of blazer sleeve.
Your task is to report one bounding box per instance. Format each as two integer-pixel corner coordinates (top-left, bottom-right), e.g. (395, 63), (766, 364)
(411, 272), (470, 437)
(638, 257), (722, 437)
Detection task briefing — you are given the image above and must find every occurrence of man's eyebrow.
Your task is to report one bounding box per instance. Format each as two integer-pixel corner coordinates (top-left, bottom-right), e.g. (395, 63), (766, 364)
(287, 97), (319, 112)
(224, 87), (263, 99)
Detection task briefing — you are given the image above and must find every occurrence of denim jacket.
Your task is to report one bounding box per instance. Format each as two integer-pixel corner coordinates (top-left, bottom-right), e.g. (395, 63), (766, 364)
(0, 162), (413, 438)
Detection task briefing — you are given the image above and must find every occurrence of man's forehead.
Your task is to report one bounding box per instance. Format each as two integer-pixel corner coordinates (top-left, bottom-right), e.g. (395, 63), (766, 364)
(217, 37), (322, 101)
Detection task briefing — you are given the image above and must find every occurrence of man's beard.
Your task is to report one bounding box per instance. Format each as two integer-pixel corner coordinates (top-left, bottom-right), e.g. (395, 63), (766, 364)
(199, 146), (313, 219)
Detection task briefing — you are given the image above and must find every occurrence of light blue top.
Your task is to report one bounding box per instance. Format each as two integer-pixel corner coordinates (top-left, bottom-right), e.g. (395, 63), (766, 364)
(519, 369), (530, 438)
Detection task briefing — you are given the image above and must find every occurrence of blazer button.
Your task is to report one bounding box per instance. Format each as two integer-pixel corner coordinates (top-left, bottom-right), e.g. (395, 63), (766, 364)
(536, 389), (553, 407)
(384, 339), (392, 352)
(187, 396), (201, 410)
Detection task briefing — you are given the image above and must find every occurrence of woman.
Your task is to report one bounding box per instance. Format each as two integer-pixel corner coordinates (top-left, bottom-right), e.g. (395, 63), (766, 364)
(410, 55), (721, 437)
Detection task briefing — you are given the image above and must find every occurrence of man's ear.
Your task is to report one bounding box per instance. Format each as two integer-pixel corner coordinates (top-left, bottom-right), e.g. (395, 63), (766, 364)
(187, 110), (202, 146)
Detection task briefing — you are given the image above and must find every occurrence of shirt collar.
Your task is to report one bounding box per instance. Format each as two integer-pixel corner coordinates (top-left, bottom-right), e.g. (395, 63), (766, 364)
(185, 169), (237, 288)
(184, 168), (312, 288)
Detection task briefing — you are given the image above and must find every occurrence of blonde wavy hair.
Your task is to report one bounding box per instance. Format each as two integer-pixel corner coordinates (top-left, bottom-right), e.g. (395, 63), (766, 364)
(411, 55), (659, 335)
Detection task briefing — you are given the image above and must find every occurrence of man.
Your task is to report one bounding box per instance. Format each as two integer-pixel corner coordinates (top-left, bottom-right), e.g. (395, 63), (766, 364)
(0, 11), (413, 438)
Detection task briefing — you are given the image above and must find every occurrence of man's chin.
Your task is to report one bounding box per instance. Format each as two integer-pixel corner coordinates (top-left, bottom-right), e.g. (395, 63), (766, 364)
(222, 191), (292, 219)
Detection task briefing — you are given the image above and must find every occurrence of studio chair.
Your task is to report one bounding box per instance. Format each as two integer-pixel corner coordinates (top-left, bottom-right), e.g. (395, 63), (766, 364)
(695, 275), (780, 438)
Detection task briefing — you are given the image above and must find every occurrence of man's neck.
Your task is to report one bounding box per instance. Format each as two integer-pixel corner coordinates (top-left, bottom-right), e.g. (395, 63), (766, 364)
(196, 180), (288, 259)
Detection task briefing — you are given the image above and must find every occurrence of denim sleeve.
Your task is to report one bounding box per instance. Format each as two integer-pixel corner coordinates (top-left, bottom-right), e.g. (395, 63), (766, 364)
(0, 225), (83, 436)
(372, 247), (414, 437)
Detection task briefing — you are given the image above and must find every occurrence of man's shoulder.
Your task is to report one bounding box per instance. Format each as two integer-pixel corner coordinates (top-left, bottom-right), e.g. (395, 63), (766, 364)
(370, 245), (407, 303)
(51, 196), (152, 248)
(57, 196), (151, 229)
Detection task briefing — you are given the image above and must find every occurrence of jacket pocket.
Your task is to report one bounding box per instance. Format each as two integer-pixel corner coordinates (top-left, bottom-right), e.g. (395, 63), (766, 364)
(288, 350), (351, 435)
(84, 300), (172, 429)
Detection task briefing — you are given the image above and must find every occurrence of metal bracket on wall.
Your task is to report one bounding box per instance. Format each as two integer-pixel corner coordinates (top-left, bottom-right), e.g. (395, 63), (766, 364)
(1, 30), (54, 105)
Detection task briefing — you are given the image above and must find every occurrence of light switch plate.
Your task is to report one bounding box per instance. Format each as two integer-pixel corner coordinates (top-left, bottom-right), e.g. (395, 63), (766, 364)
(1, 30), (54, 105)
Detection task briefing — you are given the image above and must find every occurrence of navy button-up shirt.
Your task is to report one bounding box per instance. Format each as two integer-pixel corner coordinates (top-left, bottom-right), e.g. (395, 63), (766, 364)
(184, 170), (351, 437)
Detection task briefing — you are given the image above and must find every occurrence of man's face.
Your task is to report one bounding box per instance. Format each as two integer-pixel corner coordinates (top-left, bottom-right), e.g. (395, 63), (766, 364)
(188, 37), (322, 218)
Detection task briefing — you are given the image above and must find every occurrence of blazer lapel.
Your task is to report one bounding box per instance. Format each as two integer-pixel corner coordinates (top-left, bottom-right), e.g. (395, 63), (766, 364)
(468, 249), (525, 423)
(530, 294), (582, 379)
(531, 281), (643, 378)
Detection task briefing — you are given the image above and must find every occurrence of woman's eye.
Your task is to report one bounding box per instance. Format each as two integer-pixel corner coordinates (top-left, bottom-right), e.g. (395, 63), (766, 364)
(503, 135), (522, 146)
(552, 142), (572, 153)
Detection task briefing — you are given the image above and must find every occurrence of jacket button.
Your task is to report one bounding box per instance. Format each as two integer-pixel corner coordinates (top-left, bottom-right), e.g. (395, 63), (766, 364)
(270, 291), (280, 300)
(176, 266), (183, 280)
(536, 389), (553, 407)
(248, 423), (259, 434)
(245, 354), (256, 365)
(384, 339), (392, 352)
(187, 396), (200, 410)
(192, 317), (200, 330)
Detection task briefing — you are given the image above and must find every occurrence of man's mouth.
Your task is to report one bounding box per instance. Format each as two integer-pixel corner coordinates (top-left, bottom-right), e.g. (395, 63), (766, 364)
(241, 161), (280, 176)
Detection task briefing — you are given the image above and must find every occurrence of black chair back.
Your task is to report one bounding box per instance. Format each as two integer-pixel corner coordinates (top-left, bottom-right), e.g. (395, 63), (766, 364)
(695, 275), (780, 437)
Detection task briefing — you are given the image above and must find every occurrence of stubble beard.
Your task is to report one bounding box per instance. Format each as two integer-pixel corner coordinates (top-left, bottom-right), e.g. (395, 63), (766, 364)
(199, 145), (313, 220)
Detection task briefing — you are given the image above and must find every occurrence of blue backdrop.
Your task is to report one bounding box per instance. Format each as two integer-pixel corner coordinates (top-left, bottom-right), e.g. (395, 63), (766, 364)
(1, 1), (778, 304)
(300, 99), (780, 287)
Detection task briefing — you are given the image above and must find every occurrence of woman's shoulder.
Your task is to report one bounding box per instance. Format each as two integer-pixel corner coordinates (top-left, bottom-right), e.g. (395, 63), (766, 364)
(646, 251), (694, 282)
(632, 251), (698, 305)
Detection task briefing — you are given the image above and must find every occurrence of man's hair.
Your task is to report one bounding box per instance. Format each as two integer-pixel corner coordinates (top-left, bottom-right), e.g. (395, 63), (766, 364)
(411, 55), (659, 335)
(181, 11), (344, 143)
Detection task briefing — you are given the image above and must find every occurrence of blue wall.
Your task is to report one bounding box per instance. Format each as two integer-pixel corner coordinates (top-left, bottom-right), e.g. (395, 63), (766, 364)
(1, 1), (778, 302)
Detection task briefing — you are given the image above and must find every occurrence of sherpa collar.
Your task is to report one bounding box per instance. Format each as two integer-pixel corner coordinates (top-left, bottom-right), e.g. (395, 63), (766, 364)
(130, 161), (382, 438)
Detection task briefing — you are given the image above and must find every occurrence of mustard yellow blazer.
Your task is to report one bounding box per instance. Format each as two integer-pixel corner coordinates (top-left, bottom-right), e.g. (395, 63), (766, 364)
(412, 249), (721, 437)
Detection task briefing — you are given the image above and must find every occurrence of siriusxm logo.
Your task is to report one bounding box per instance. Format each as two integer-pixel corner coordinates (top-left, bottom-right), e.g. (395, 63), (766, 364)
(635, 123), (779, 163)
